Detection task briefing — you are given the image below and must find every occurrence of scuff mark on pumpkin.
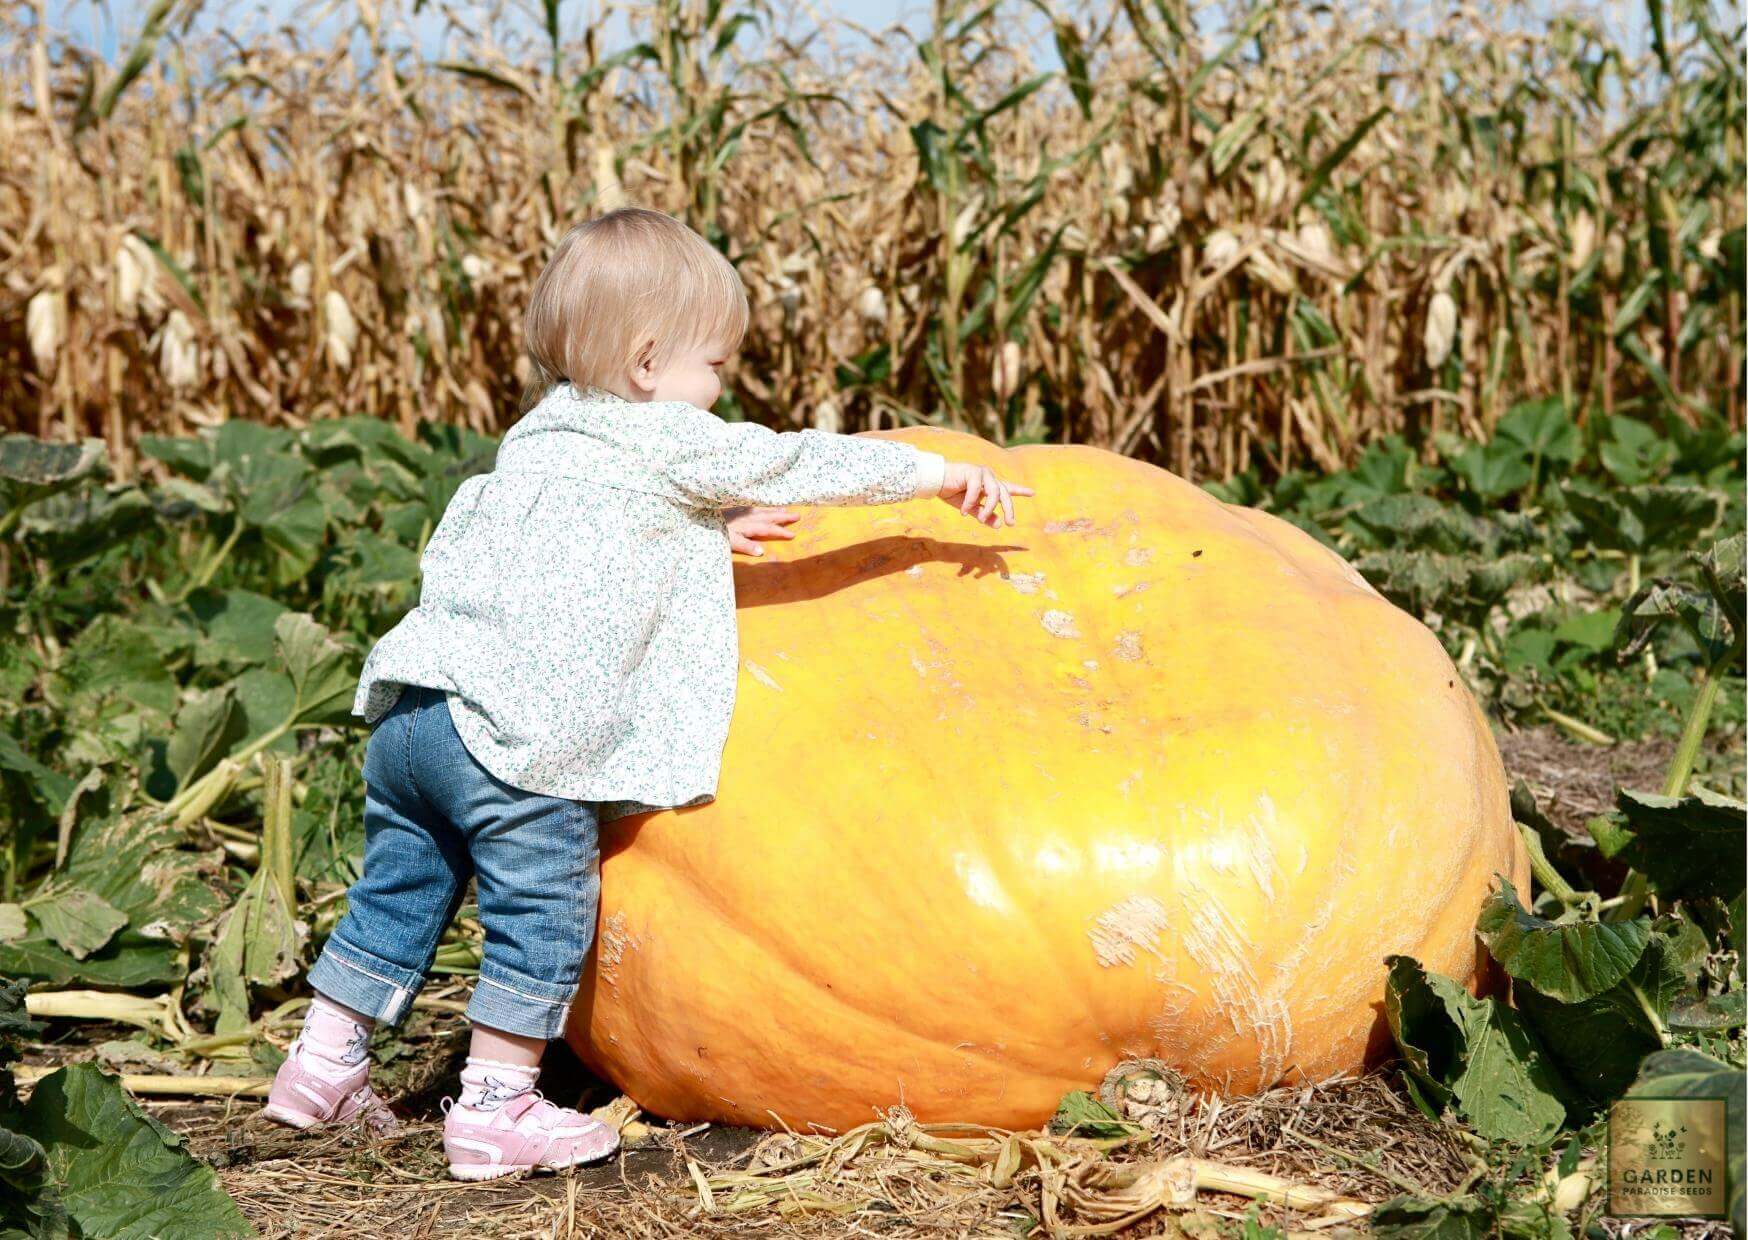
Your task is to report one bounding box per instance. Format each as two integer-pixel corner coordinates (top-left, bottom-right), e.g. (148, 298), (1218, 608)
(1124, 547), (1154, 566)
(1041, 610), (1080, 638)
(599, 911), (639, 986)
(1114, 631), (1144, 661)
(743, 660), (783, 691)
(1075, 711), (1114, 734)
(1003, 571), (1046, 595)
(1088, 895), (1170, 967)
(906, 564), (924, 577)
(1113, 581), (1151, 598)
(1045, 517), (1095, 534)
(1181, 880), (1292, 1087)
(1245, 796), (1282, 902)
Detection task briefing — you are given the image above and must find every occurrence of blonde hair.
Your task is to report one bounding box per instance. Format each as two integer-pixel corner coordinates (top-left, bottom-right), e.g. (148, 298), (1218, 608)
(522, 206), (748, 406)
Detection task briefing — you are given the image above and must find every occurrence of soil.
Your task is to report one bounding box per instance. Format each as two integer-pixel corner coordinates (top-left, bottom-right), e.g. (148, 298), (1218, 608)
(1494, 724), (1679, 837)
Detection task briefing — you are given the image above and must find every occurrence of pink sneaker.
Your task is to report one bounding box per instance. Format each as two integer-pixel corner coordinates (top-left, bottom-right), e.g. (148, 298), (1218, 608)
(442, 1092), (619, 1181)
(262, 1045), (399, 1135)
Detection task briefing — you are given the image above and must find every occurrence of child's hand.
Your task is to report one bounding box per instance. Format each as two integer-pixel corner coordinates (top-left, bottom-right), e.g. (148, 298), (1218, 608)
(937, 462), (1035, 529)
(723, 506), (800, 556)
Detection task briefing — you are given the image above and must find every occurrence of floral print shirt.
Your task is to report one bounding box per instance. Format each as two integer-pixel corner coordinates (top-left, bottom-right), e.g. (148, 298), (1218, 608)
(354, 383), (947, 823)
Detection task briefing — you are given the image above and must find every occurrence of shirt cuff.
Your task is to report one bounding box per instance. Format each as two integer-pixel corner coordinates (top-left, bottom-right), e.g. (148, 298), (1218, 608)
(911, 451), (947, 499)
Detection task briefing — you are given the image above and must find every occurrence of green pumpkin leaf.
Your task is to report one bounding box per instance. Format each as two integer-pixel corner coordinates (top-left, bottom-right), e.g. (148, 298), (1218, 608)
(233, 667), (296, 751)
(249, 490), (327, 576)
(0, 1121), (66, 1240)
(1517, 929), (1688, 1106)
(17, 485), (153, 570)
(1698, 533), (1745, 626)
(1447, 439), (1533, 501)
(138, 433), (215, 481)
(276, 612), (358, 727)
(0, 977), (42, 1047)
(0, 939), (182, 990)
(1048, 1090), (1145, 1139)
(0, 731), (73, 817)
(1496, 397), (1581, 466)
(14, 1064), (252, 1240)
(1565, 483), (1722, 557)
(1595, 415), (1677, 485)
(26, 889), (128, 962)
(1350, 494), (1492, 554)
(1615, 533), (1743, 668)
(1383, 955), (1570, 1145)
(204, 872), (301, 1034)
(52, 617), (177, 722)
(1477, 879), (1650, 1003)
(0, 812), (223, 988)
(165, 686), (245, 794)
(1667, 991), (1746, 1031)
(187, 589), (288, 668)
(1550, 609), (1619, 652)
(1369, 1194), (1499, 1240)
(0, 436), (107, 523)
(1599, 787), (1748, 905)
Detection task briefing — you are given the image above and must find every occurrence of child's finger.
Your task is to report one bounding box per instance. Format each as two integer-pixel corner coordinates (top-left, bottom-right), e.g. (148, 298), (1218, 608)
(1006, 482), (1036, 497)
(960, 472), (983, 515)
(1002, 487), (1015, 525)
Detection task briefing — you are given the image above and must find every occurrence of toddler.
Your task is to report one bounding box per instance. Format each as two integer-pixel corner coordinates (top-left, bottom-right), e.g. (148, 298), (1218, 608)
(263, 206), (1035, 1180)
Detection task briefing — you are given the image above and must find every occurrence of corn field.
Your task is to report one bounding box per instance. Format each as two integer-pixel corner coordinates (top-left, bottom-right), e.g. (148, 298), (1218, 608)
(1, 0), (1742, 481)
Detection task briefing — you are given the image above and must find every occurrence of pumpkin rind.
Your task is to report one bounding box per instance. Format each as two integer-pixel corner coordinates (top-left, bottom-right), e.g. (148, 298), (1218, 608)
(567, 428), (1526, 1131)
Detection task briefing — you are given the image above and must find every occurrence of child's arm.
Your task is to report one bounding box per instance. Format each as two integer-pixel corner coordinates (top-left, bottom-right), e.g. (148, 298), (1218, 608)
(656, 404), (947, 510)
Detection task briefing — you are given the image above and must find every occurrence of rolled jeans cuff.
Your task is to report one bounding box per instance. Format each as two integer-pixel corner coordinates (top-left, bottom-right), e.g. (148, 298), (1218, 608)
(307, 935), (426, 1026)
(466, 965), (576, 1040)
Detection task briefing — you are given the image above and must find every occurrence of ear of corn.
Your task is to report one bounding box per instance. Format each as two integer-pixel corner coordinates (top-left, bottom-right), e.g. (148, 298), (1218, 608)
(1, 1), (1740, 479)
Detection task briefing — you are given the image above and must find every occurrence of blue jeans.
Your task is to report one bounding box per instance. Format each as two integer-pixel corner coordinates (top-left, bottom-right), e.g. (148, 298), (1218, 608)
(307, 685), (600, 1040)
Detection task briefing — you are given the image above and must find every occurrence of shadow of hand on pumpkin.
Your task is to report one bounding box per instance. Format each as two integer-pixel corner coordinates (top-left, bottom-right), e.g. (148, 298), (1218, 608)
(732, 534), (1024, 607)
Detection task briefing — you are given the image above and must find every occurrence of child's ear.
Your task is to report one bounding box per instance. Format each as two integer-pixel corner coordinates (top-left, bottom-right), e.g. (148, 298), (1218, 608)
(629, 340), (658, 394)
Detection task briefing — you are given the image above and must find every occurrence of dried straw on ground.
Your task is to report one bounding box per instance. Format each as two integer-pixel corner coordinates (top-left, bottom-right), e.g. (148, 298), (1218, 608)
(186, 1064), (1478, 1239)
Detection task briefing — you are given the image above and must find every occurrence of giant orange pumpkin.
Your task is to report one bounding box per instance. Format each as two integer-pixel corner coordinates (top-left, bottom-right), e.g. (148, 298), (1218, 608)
(567, 427), (1525, 1131)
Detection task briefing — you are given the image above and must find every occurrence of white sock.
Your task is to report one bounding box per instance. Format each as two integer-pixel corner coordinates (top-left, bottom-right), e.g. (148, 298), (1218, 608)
(455, 1057), (539, 1112)
(295, 995), (374, 1080)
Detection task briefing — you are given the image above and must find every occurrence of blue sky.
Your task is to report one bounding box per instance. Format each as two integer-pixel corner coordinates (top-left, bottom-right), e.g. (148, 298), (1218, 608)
(61, 0), (980, 64)
(61, 0), (1653, 81)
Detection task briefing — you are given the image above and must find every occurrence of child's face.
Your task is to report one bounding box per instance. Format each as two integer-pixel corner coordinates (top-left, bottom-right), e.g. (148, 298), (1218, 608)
(629, 339), (730, 409)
